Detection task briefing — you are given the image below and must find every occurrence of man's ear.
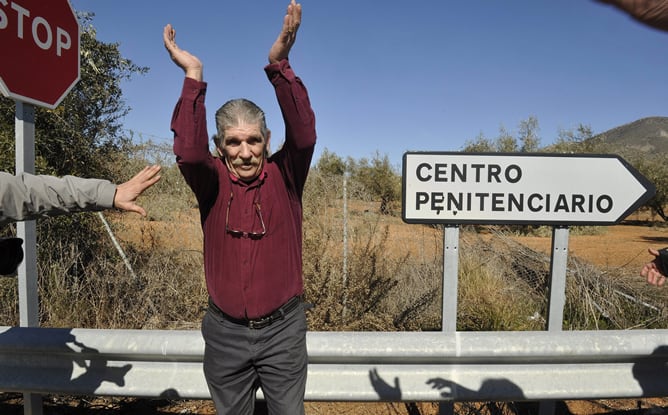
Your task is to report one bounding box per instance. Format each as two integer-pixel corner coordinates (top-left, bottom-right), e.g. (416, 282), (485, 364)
(265, 130), (272, 157)
(216, 146), (225, 158)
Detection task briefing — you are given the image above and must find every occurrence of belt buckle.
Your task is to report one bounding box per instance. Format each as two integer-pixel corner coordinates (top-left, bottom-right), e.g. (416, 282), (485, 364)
(247, 298), (295, 329)
(248, 316), (272, 329)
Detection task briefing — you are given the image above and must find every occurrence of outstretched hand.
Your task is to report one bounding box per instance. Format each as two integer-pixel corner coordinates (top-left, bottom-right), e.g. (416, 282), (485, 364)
(269, 0), (302, 64)
(113, 165), (162, 216)
(640, 248), (667, 287)
(163, 24), (203, 81)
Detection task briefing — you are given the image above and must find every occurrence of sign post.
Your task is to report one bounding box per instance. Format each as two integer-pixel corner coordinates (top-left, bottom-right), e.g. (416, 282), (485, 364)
(1, 0), (81, 321)
(401, 151), (656, 333)
(402, 152), (656, 415)
(1, 1), (80, 414)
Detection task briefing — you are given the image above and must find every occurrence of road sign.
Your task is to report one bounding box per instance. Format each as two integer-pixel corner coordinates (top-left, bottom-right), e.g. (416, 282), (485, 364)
(0, 0), (80, 109)
(402, 152), (656, 225)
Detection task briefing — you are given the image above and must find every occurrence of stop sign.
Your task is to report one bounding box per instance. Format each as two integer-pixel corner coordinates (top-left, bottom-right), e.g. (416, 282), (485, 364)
(0, 0), (80, 109)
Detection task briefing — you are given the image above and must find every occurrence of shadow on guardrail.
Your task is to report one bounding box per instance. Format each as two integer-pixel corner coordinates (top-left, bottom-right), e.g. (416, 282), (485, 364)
(633, 345), (668, 397)
(0, 327), (666, 405)
(369, 367), (530, 402)
(0, 327), (131, 394)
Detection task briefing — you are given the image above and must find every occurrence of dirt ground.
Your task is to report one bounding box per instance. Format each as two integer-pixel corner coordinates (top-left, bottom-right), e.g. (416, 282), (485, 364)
(512, 212), (668, 273)
(1, 394), (667, 415)
(1, 211), (666, 414)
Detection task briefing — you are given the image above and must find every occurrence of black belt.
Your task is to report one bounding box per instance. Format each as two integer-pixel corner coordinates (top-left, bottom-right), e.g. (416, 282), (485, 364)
(208, 296), (301, 329)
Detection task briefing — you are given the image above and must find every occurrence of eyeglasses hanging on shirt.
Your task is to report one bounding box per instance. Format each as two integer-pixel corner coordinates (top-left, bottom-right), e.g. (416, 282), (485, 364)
(225, 190), (266, 239)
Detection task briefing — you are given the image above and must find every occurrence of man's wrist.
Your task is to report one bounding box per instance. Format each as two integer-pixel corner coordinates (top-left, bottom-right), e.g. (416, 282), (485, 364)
(185, 68), (203, 82)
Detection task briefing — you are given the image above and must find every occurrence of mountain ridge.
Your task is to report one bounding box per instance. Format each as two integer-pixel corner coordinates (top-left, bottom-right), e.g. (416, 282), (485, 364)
(592, 116), (668, 154)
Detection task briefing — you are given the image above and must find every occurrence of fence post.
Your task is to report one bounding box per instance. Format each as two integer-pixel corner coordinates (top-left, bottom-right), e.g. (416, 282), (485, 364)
(342, 171), (349, 318)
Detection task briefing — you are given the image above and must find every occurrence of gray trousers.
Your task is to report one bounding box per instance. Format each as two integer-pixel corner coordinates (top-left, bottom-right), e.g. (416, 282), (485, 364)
(201, 302), (308, 415)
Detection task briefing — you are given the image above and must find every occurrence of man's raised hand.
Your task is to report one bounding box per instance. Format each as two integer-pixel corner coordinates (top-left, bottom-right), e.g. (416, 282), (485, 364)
(163, 24), (203, 81)
(269, 0), (302, 64)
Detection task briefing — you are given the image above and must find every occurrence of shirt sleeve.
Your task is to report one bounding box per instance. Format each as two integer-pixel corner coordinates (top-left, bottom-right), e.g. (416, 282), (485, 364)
(0, 171), (116, 225)
(170, 77), (219, 205)
(265, 59), (316, 152)
(264, 59), (317, 195)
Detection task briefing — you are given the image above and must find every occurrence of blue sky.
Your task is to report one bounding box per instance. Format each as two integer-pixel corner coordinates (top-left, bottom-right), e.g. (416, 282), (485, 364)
(69, 0), (668, 168)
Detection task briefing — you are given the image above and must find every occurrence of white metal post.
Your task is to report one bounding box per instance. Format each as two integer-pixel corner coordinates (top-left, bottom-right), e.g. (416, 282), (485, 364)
(442, 225), (459, 332)
(440, 225), (459, 415)
(539, 226), (570, 415)
(546, 226), (570, 331)
(15, 101), (43, 415)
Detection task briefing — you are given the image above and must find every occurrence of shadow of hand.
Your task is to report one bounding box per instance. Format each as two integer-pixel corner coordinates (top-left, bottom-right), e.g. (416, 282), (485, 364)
(426, 377), (454, 397)
(369, 368), (401, 400)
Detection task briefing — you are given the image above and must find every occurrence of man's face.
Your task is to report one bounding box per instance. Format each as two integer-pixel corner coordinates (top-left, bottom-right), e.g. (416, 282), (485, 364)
(220, 123), (269, 182)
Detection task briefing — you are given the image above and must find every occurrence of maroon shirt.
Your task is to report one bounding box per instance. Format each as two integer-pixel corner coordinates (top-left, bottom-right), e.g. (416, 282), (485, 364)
(171, 59), (316, 319)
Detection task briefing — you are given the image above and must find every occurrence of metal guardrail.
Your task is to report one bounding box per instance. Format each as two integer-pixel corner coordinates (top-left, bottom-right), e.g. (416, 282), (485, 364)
(0, 326), (667, 402)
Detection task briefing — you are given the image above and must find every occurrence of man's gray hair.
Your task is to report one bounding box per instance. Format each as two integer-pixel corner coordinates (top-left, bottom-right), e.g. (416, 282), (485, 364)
(213, 99), (268, 148)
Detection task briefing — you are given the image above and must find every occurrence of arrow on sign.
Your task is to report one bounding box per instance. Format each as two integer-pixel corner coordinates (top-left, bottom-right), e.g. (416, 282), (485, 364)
(402, 152), (656, 225)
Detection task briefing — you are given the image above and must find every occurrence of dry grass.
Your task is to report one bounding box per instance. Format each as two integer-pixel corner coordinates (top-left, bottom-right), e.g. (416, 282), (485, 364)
(0, 165), (665, 332)
(0, 163), (666, 414)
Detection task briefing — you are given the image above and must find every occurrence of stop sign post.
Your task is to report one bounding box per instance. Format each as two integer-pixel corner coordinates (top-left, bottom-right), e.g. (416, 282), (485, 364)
(2, 2), (80, 412)
(0, 0), (80, 109)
